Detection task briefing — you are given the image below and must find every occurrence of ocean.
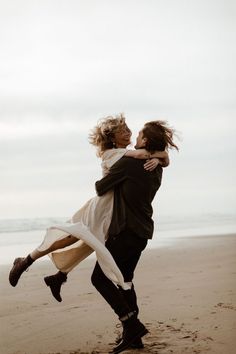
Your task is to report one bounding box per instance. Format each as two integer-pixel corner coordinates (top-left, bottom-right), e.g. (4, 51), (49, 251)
(1, 213), (236, 265)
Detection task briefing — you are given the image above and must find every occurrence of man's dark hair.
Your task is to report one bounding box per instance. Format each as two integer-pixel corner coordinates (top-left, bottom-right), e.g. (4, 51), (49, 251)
(142, 120), (179, 152)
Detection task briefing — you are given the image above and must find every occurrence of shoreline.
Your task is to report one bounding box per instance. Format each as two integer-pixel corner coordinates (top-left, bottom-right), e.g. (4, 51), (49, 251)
(1, 231), (236, 267)
(1, 234), (236, 354)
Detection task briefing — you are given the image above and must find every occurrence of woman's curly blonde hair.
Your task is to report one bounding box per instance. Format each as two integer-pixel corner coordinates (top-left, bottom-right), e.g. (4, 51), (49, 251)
(88, 113), (127, 157)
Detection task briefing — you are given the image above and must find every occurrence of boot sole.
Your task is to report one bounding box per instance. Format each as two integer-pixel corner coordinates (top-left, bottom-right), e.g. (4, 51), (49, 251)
(111, 327), (148, 353)
(115, 336), (144, 348)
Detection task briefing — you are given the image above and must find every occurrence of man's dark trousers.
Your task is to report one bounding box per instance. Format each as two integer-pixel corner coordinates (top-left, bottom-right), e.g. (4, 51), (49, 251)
(91, 229), (147, 318)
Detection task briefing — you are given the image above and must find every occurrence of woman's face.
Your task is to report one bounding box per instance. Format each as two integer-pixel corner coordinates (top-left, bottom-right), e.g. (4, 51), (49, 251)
(113, 124), (132, 148)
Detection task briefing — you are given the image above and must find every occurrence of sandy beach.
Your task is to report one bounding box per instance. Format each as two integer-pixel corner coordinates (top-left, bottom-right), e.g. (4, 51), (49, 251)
(1, 234), (236, 354)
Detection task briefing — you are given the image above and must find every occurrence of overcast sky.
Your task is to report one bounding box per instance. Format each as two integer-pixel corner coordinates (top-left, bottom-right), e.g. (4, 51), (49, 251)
(0, 0), (235, 219)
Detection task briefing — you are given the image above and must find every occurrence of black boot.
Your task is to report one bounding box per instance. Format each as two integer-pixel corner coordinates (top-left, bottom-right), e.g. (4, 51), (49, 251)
(111, 314), (148, 353)
(116, 335), (144, 349)
(115, 285), (143, 349)
(115, 323), (144, 349)
(44, 271), (67, 302)
(9, 255), (34, 287)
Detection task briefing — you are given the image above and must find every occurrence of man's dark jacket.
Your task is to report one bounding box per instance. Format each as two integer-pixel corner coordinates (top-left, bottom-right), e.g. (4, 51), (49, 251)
(95, 156), (162, 239)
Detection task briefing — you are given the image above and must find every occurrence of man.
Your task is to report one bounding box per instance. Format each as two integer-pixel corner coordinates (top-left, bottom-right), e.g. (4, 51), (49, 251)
(91, 120), (178, 353)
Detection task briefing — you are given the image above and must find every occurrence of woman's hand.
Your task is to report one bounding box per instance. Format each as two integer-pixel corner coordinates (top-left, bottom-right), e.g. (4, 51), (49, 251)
(144, 158), (159, 171)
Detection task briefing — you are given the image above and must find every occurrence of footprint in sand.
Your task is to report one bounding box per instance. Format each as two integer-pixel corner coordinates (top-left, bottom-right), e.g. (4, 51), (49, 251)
(144, 320), (213, 353)
(215, 302), (236, 310)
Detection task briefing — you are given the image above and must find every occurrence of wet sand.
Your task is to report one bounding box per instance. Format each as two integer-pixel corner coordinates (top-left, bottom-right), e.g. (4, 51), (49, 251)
(1, 234), (236, 354)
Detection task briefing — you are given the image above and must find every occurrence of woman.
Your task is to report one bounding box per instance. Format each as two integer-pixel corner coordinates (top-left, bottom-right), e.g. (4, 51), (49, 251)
(9, 114), (169, 300)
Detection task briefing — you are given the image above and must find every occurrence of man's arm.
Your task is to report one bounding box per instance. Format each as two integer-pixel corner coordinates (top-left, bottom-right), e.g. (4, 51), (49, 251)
(95, 157), (128, 196)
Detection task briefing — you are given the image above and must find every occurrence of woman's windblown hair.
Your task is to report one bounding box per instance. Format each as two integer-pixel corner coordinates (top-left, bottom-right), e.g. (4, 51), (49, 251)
(143, 120), (179, 152)
(89, 113), (126, 157)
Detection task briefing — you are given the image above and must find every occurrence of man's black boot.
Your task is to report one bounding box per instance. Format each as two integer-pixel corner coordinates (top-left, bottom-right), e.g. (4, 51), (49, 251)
(116, 336), (144, 349)
(130, 337), (144, 349)
(115, 324), (144, 349)
(111, 314), (148, 353)
(44, 271), (67, 302)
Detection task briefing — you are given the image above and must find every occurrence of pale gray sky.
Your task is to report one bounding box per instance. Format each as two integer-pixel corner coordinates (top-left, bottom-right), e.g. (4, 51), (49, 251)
(0, 0), (235, 218)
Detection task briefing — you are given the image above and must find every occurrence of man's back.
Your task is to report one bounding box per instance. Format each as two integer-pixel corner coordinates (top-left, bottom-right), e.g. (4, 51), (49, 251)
(96, 156), (162, 239)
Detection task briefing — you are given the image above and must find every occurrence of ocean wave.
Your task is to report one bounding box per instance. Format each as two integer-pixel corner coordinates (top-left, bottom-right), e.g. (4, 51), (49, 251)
(0, 217), (68, 233)
(0, 214), (235, 234)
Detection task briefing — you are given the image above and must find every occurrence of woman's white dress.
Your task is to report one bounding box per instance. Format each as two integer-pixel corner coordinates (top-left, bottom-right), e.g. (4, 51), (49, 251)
(37, 148), (129, 289)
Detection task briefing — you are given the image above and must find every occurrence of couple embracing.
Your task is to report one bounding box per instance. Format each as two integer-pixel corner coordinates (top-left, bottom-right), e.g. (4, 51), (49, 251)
(9, 114), (178, 353)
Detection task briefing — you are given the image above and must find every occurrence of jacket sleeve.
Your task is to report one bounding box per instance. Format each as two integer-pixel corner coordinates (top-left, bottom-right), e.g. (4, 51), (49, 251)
(95, 157), (128, 196)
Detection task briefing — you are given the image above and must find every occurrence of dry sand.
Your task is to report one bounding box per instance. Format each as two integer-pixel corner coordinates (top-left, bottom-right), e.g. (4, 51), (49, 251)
(1, 234), (236, 354)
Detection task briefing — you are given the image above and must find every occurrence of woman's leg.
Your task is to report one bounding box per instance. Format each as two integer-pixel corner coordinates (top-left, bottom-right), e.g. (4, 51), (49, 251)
(44, 271), (68, 302)
(9, 235), (78, 287)
(44, 241), (94, 302)
(30, 235), (78, 260)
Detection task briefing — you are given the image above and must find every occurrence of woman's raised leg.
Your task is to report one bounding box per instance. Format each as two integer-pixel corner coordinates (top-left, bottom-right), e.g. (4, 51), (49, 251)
(9, 235), (78, 287)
